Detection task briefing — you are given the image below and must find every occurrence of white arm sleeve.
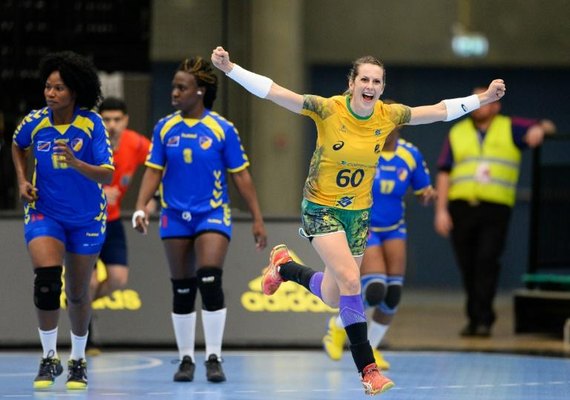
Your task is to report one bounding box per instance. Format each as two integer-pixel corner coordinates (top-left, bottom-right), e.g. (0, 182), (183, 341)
(442, 94), (480, 121)
(226, 64), (273, 98)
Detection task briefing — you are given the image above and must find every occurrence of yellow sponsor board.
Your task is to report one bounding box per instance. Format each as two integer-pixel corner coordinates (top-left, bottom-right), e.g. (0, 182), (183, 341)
(59, 260), (142, 311)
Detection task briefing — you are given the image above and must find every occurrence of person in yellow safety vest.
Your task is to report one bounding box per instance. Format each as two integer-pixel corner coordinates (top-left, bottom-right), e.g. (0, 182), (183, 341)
(434, 86), (556, 338)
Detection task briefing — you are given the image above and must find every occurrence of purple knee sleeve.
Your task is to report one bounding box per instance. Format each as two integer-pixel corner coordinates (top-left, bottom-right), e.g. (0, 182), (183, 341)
(339, 294), (366, 327)
(309, 272), (323, 300)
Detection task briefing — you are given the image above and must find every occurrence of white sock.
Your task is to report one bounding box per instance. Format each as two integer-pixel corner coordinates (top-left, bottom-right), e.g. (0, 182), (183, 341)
(202, 308), (227, 361)
(172, 312), (196, 361)
(335, 315), (343, 328)
(368, 320), (389, 349)
(70, 331), (88, 360)
(39, 327), (58, 358)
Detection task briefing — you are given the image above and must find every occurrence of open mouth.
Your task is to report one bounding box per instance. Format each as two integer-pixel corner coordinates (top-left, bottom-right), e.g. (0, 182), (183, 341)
(362, 93), (374, 102)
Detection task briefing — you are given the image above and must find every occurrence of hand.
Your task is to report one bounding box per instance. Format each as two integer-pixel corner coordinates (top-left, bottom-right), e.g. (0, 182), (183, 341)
(18, 181), (38, 202)
(211, 46), (234, 74)
(480, 79), (506, 105)
(104, 185), (121, 205)
(132, 209), (149, 234)
(417, 186), (437, 206)
(524, 125), (546, 148)
(53, 140), (78, 168)
(434, 209), (453, 238)
(252, 220), (267, 251)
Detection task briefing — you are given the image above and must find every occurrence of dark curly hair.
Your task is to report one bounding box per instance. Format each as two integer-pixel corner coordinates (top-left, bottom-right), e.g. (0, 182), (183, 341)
(177, 56), (218, 109)
(39, 51), (102, 110)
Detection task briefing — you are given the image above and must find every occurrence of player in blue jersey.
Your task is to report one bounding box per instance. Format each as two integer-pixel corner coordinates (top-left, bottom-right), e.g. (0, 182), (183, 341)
(322, 122), (435, 370)
(11, 51), (114, 390)
(132, 56), (267, 383)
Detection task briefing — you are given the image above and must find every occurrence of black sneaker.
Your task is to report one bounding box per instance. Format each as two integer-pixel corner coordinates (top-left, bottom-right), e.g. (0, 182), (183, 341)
(66, 359), (88, 389)
(33, 351), (63, 389)
(205, 354), (226, 383)
(173, 355), (195, 382)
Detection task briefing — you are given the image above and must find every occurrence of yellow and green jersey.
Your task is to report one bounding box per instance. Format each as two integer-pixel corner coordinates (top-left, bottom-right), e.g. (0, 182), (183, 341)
(301, 95), (410, 210)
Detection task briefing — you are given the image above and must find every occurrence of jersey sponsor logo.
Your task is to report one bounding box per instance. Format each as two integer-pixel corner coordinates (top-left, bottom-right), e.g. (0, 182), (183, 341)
(461, 103), (467, 112)
(336, 196), (355, 208)
(85, 232), (100, 237)
(71, 138), (83, 151)
(181, 133), (197, 139)
(374, 144), (381, 154)
(207, 218), (222, 224)
(120, 174), (132, 186)
(181, 211), (192, 221)
(37, 141), (51, 151)
(241, 248), (337, 313)
(199, 135), (213, 150)
(166, 136), (180, 147)
(332, 141), (345, 151)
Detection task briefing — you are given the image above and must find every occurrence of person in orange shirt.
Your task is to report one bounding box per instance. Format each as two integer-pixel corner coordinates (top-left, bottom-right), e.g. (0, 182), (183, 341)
(91, 97), (150, 299)
(88, 98), (151, 351)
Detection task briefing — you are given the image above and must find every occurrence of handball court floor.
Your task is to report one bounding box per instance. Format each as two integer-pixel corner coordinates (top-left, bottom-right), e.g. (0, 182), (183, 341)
(1, 290), (569, 399)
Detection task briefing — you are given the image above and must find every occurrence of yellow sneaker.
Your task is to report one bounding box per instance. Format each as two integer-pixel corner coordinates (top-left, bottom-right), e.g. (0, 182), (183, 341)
(33, 352), (63, 389)
(322, 316), (347, 361)
(373, 348), (391, 370)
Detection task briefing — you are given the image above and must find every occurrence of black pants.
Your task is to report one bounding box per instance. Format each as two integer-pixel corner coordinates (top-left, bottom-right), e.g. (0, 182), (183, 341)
(449, 200), (512, 327)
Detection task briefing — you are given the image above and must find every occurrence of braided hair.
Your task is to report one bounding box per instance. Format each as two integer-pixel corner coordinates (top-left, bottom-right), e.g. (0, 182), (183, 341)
(177, 56), (218, 109)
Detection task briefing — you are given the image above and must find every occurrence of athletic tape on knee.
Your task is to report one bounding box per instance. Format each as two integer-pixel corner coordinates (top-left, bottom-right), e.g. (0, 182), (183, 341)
(361, 273), (387, 308)
(34, 266), (63, 311)
(379, 275), (404, 315)
(171, 277), (198, 314)
(197, 267), (225, 311)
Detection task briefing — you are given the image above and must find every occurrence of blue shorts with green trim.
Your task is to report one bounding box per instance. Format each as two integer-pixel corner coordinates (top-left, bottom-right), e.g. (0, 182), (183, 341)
(299, 199), (370, 256)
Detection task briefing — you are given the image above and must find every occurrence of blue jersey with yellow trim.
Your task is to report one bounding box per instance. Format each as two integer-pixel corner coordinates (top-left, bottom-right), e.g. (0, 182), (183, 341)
(12, 107), (114, 224)
(146, 109), (249, 213)
(370, 139), (431, 228)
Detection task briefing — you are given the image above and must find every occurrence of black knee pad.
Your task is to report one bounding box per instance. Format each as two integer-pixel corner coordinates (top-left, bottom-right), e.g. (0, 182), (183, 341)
(197, 267), (224, 311)
(34, 266), (63, 311)
(361, 274), (387, 308)
(380, 277), (404, 315)
(171, 277), (198, 314)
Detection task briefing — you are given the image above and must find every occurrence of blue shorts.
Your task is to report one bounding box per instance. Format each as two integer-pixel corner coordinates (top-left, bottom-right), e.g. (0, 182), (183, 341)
(159, 205), (232, 240)
(367, 222), (407, 247)
(24, 209), (106, 255)
(99, 219), (128, 266)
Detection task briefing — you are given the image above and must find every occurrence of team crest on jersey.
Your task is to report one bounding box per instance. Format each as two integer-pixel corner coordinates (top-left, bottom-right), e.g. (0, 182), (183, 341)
(71, 138), (83, 151)
(166, 136), (180, 147)
(374, 129), (382, 136)
(199, 135), (213, 150)
(336, 196), (355, 208)
(397, 168), (408, 181)
(37, 141), (51, 152)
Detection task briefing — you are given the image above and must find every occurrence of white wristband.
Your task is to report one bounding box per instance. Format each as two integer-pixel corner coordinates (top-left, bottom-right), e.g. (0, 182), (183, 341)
(132, 210), (146, 228)
(442, 94), (480, 121)
(226, 64), (273, 98)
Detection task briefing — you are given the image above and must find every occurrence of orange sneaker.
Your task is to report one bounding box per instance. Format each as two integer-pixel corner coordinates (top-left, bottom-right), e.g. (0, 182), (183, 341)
(261, 244), (292, 295)
(360, 363), (394, 395)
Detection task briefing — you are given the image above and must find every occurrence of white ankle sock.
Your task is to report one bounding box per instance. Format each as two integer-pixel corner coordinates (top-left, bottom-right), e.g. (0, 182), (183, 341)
(172, 312), (196, 360)
(70, 331), (88, 360)
(39, 327), (58, 358)
(368, 320), (389, 349)
(202, 308), (227, 361)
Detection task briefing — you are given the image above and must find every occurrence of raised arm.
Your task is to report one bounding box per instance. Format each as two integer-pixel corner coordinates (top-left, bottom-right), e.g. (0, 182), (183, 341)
(407, 79), (506, 125)
(211, 46), (304, 114)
